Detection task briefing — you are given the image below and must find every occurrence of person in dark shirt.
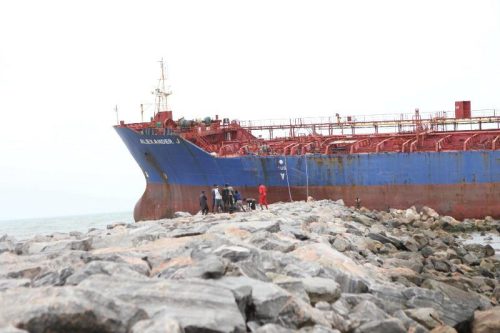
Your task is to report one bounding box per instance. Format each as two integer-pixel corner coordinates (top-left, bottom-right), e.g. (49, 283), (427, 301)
(222, 184), (229, 212)
(199, 190), (209, 215)
(355, 197), (361, 209)
(234, 190), (246, 212)
(245, 198), (257, 210)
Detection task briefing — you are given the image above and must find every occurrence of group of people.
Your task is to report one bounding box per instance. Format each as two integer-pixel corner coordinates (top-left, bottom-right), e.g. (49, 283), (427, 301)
(199, 183), (268, 215)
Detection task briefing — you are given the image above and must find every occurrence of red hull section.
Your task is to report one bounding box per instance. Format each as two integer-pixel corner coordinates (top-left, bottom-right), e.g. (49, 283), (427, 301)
(135, 183), (500, 221)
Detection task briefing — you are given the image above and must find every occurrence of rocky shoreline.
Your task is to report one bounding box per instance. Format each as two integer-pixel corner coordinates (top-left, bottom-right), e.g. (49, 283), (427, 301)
(0, 200), (499, 333)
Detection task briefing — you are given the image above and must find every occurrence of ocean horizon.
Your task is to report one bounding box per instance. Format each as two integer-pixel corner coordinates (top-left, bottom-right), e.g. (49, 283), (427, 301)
(0, 211), (134, 240)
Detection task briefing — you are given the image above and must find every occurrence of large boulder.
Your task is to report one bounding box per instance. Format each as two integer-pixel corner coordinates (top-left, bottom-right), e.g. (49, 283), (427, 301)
(213, 276), (330, 329)
(406, 280), (491, 327)
(65, 260), (147, 285)
(290, 243), (370, 293)
(0, 286), (147, 332)
(19, 238), (91, 255)
(301, 277), (341, 304)
(77, 274), (246, 333)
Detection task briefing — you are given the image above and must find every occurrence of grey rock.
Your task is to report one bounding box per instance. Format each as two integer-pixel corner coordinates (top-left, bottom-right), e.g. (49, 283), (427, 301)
(392, 310), (429, 333)
(314, 301), (331, 311)
(384, 257), (423, 274)
(421, 246), (434, 258)
(0, 239), (15, 254)
(89, 223), (168, 249)
(432, 259), (451, 273)
(337, 293), (388, 312)
(275, 278), (310, 303)
(298, 326), (341, 333)
(352, 213), (375, 226)
(429, 326), (457, 333)
(493, 285), (500, 302)
(404, 308), (442, 329)
(0, 286), (147, 332)
(78, 275), (246, 333)
(483, 244), (495, 257)
(369, 284), (408, 314)
(253, 323), (294, 333)
(354, 318), (406, 333)
(282, 261), (322, 279)
(20, 238), (91, 255)
(367, 232), (407, 250)
(247, 231), (295, 253)
(170, 255), (226, 279)
(332, 237), (349, 252)
(107, 222), (128, 229)
(131, 313), (184, 333)
(210, 277), (254, 321)
(403, 238), (420, 252)
(302, 277), (341, 304)
(290, 243), (370, 293)
(208, 221), (281, 234)
(0, 279), (30, 291)
(5, 266), (42, 280)
(413, 234), (430, 248)
(348, 300), (389, 326)
(379, 242), (398, 254)
(1, 200), (497, 333)
(421, 206), (439, 219)
(32, 267), (74, 287)
(407, 280), (491, 327)
(213, 276), (330, 329)
(462, 253), (480, 266)
(234, 260), (271, 281)
(80, 253), (151, 276)
(65, 260), (146, 285)
(213, 245), (252, 262)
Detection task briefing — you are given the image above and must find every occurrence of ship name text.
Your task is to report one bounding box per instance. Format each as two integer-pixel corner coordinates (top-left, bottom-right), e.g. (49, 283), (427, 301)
(139, 138), (180, 145)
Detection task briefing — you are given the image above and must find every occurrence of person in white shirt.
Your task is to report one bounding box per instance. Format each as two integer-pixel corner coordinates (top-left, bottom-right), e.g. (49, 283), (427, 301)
(212, 185), (223, 213)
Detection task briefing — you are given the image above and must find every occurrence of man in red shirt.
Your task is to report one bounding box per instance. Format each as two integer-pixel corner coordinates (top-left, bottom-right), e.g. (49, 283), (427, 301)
(258, 183), (268, 210)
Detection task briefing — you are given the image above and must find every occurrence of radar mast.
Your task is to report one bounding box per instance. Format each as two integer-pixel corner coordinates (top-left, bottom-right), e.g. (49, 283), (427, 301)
(154, 58), (172, 116)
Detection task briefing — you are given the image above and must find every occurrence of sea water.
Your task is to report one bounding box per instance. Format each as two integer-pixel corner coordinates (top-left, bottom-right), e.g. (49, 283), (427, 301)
(0, 212), (134, 240)
(462, 232), (500, 259)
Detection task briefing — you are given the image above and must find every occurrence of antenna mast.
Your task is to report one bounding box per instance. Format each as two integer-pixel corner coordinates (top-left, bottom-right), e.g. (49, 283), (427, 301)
(115, 105), (119, 125)
(154, 58), (172, 116)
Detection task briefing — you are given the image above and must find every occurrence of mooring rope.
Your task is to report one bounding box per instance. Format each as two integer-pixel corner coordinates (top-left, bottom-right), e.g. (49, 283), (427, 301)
(305, 154), (309, 200)
(284, 157), (293, 202)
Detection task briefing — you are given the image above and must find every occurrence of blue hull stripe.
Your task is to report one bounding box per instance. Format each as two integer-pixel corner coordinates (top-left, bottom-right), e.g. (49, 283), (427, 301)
(116, 128), (500, 187)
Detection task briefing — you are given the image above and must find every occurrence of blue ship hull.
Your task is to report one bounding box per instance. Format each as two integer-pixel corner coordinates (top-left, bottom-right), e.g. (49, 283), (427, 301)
(115, 127), (500, 220)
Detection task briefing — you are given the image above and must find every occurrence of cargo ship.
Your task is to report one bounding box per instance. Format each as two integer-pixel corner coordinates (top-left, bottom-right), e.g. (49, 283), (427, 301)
(115, 61), (500, 221)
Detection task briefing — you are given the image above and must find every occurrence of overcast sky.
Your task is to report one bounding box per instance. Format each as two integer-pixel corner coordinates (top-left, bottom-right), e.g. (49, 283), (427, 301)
(0, 0), (499, 220)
